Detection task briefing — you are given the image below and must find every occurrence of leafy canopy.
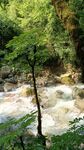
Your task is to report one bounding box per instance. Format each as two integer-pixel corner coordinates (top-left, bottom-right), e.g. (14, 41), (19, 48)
(6, 28), (49, 72)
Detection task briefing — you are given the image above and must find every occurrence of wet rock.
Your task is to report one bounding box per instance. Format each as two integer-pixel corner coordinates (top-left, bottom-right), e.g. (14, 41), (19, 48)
(55, 90), (64, 99)
(72, 87), (84, 99)
(43, 96), (56, 108)
(20, 86), (34, 97)
(75, 98), (84, 112)
(4, 82), (17, 92)
(42, 90), (64, 108)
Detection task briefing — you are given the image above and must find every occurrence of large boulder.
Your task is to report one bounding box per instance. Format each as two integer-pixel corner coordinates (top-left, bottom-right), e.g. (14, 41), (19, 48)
(19, 86), (34, 97)
(4, 82), (17, 92)
(72, 87), (84, 99)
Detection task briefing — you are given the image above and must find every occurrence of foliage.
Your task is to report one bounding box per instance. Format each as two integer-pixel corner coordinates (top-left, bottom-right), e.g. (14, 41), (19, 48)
(0, 112), (36, 149)
(0, 111), (45, 150)
(0, 0), (77, 67)
(0, 115), (84, 150)
(53, 31), (76, 64)
(69, 0), (84, 31)
(50, 117), (84, 150)
(6, 28), (50, 72)
(0, 17), (20, 49)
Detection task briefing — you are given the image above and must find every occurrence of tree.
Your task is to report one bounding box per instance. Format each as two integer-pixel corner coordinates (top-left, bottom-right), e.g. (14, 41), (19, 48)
(6, 29), (49, 147)
(52, 0), (84, 81)
(0, 0), (76, 68)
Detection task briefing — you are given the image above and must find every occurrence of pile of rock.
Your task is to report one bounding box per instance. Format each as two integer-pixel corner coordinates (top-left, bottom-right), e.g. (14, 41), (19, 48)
(0, 66), (18, 92)
(0, 66), (32, 92)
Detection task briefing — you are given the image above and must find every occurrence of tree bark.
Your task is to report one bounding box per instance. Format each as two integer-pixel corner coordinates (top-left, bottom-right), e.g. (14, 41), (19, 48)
(31, 66), (46, 147)
(52, 0), (84, 81)
(32, 66), (42, 136)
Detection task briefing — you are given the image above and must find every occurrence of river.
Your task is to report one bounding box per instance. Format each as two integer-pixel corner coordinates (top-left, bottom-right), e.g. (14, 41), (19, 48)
(0, 83), (84, 136)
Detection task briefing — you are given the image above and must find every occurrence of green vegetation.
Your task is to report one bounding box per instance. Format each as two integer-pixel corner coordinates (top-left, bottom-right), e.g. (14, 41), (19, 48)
(0, 116), (84, 150)
(0, 0), (84, 149)
(6, 28), (48, 146)
(0, 0), (77, 67)
(50, 117), (84, 150)
(0, 112), (36, 150)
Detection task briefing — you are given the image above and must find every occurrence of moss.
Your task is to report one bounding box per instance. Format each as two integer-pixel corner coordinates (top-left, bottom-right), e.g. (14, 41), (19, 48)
(61, 76), (74, 85)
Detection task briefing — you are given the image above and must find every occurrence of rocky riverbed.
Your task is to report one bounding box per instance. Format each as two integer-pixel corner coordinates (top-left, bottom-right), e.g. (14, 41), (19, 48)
(0, 83), (84, 136)
(0, 64), (81, 92)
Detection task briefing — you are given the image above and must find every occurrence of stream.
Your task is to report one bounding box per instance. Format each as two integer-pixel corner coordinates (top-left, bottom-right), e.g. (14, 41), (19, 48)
(0, 83), (84, 136)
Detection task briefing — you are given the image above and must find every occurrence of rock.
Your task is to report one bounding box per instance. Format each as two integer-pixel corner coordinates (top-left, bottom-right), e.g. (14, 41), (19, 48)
(20, 86), (34, 97)
(72, 87), (84, 99)
(0, 78), (3, 84)
(55, 90), (64, 99)
(42, 90), (64, 108)
(4, 82), (17, 92)
(19, 72), (27, 83)
(60, 73), (74, 85)
(0, 66), (11, 79)
(0, 84), (4, 92)
(5, 78), (17, 84)
(74, 98), (84, 112)
(54, 76), (61, 83)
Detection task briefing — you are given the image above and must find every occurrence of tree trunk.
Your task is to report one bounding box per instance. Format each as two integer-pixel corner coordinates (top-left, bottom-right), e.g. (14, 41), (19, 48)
(32, 66), (42, 136)
(19, 136), (25, 150)
(31, 66), (46, 148)
(52, 0), (84, 81)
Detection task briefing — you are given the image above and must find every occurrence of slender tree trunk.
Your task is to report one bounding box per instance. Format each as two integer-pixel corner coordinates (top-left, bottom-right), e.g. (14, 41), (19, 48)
(19, 136), (25, 150)
(31, 66), (46, 148)
(52, 0), (84, 81)
(32, 66), (42, 136)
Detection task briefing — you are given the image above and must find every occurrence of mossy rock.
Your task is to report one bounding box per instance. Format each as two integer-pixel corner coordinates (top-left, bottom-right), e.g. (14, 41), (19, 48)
(61, 76), (74, 85)
(20, 87), (34, 97)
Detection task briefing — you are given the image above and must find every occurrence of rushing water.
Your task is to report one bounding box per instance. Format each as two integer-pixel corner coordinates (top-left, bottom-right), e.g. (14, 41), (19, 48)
(0, 84), (84, 136)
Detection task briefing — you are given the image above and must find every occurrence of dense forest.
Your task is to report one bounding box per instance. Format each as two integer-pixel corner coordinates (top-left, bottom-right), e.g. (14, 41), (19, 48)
(0, 0), (84, 149)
